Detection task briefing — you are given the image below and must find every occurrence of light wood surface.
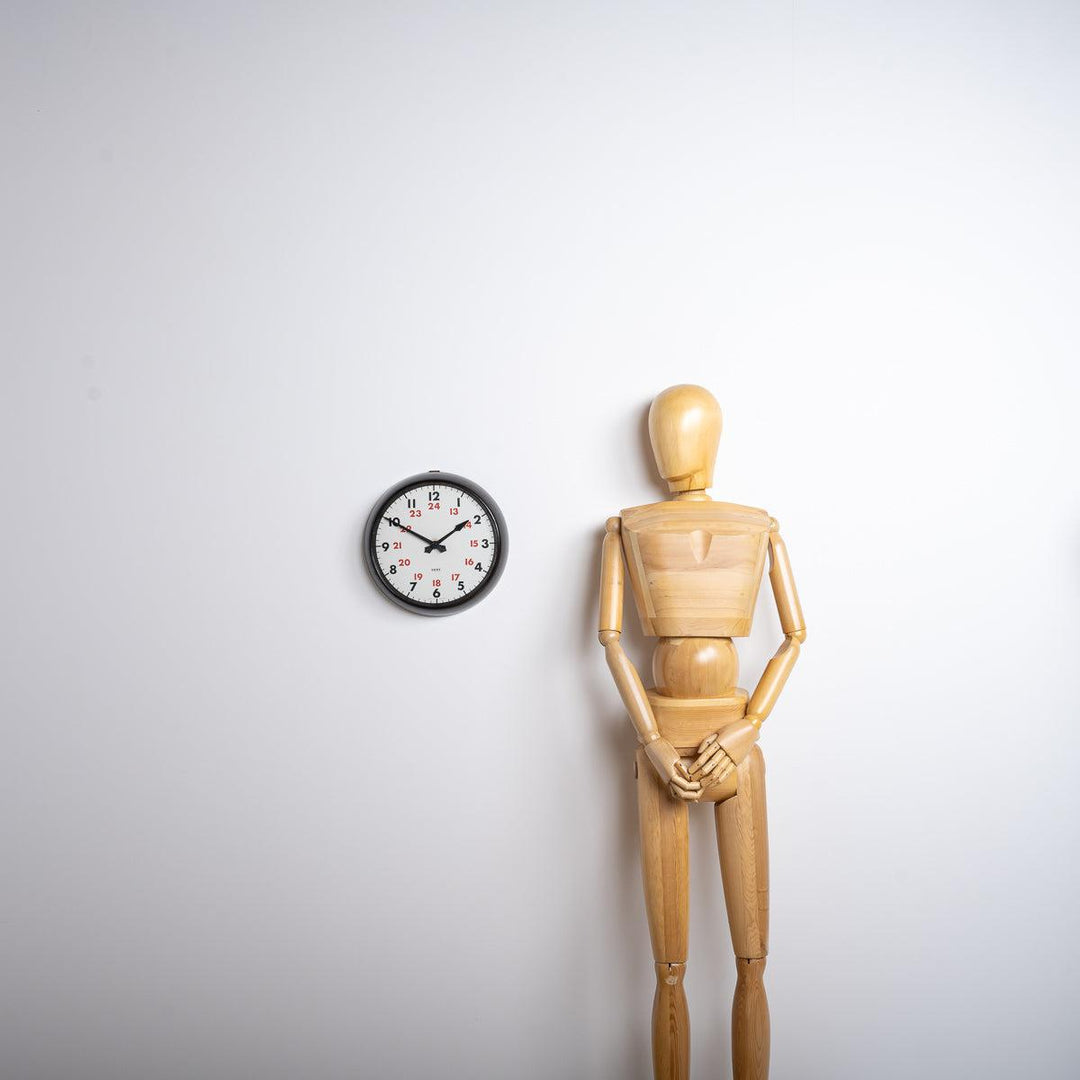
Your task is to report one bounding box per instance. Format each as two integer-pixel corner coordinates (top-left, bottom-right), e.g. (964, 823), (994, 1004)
(745, 636), (800, 725)
(716, 746), (769, 960)
(648, 384), (722, 495)
(652, 636), (739, 698)
(732, 959), (770, 1080)
(599, 516), (623, 634)
(620, 500), (770, 638)
(646, 689), (748, 755)
(742, 522), (806, 728)
(636, 747), (691, 1079)
(767, 523), (805, 638)
(601, 519), (701, 802)
(689, 719), (760, 785)
(653, 963), (690, 1080)
(599, 385), (805, 1080)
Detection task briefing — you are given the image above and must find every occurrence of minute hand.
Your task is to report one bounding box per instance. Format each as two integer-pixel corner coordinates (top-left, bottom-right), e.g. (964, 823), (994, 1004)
(385, 518), (446, 552)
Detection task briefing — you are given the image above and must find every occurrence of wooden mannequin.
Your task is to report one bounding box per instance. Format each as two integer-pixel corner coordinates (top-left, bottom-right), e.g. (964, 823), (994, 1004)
(598, 385), (806, 1080)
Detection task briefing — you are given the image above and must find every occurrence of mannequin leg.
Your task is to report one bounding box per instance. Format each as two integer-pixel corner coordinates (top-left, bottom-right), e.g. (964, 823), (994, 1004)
(715, 746), (770, 1080)
(635, 749), (691, 1080)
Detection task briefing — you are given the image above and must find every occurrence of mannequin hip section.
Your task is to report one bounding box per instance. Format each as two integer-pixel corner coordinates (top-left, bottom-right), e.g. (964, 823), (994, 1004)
(649, 637), (747, 755)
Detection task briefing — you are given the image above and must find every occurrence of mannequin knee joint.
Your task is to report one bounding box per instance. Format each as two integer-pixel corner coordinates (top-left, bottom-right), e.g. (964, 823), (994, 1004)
(655, 962), (686, 986)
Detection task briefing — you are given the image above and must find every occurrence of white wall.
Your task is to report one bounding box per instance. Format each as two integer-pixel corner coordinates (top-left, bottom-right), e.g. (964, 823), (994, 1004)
(3, 3), (1079, 1078)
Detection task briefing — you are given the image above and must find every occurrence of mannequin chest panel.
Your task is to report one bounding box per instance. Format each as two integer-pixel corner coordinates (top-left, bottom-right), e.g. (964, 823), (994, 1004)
(620, 501), (771, 637)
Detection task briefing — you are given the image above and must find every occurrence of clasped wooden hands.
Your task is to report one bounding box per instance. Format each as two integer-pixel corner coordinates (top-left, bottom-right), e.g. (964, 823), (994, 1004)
(634, 716), (759, 803)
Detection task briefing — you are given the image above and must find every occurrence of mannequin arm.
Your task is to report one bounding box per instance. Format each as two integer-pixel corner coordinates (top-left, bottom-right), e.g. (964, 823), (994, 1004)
(746, 520), (806, 726)
(599, 517), (700, 802)
(691, 520), (806, 782)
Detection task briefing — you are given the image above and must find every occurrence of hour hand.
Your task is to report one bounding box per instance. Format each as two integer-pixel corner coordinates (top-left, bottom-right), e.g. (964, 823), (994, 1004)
(431, 519), (471, 547)
(386, 518), (445, 552)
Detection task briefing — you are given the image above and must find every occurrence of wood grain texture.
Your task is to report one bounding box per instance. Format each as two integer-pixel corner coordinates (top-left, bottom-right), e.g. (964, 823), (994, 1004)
(637, 748), (692, 1079)
(651, 636), (739, 698)
(598, 385), (807, 1079)
(767, 523), (805, 638)
(604, 637), (661, 747)
(598, 517), (624, 634)
(646, 689), (748, 755)
(732, 959), (770, 1080)
(745, 636), (801, 725)
(653, 963), (690, 1080)
(648, 383), (722, 495)
(620, 501), (770, 637)
(715, 746), (769, 960)
(635, 747), (690, 962)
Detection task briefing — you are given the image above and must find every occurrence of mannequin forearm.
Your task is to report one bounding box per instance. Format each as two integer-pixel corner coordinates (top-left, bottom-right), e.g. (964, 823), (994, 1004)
(600, 632), (662, 745)
(746, 633), (803, 726)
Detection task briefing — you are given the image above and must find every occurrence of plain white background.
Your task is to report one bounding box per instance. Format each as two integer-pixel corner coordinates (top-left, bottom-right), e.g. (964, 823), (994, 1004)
(2, 3), (1079, 1078)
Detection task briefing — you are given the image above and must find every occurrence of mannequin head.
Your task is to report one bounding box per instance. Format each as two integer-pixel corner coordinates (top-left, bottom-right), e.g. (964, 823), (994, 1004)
(647, 384), (722, 495)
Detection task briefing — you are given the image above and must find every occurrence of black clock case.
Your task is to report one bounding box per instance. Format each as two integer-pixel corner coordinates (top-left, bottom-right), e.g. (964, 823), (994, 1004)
(362, 470), (508, 617)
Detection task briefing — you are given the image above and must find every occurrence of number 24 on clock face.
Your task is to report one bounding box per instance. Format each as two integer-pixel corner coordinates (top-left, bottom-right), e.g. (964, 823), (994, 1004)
(363, 471), (508, 615)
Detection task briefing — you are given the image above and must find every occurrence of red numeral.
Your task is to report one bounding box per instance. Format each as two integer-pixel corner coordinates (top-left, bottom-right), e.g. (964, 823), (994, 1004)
(392, 541), (403, 550)
(412, 572), (423, 580)
(432, 579), (442, 587)
(449, 507), (459, 516)
(409, 509), (422, 518)
(398, 558), (410, 567)
(465, 558), (474, 566)
(451, 573), (460, 581)
(428, 502), (440, 510)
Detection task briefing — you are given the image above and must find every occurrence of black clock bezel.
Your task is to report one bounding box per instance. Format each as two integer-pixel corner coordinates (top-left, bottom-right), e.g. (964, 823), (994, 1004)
(363, 470), (508, 617)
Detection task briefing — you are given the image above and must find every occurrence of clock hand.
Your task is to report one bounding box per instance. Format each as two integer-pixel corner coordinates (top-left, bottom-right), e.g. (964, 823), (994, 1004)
(429, 519), (472, 549)
(384, 518), (446, 553)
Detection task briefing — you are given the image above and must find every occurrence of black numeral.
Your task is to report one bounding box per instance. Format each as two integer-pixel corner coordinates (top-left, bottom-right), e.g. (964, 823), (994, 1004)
(409, 581), (417, 592)
(388, 564), (397, 575)
(481, 539), (490, 549)
(433, 588), (441, 598)
(473, 514), (481, 524)
(457, 581), (465, 592)
(406, 498), (416, 508)
(381, 542), (389, 551)
(475, 562), (484, 572)
(429, 490), (441, 502)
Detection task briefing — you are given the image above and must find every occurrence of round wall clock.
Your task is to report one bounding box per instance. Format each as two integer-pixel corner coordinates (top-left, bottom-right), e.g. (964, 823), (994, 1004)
(363, 471), (508, 615)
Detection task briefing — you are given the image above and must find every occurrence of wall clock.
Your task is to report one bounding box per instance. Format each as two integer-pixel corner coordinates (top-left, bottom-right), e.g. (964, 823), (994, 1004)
(363, 471), (508, 615)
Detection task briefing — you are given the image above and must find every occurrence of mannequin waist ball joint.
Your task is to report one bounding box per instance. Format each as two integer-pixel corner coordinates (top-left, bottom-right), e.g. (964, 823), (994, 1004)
(598, 385), (806, 1080)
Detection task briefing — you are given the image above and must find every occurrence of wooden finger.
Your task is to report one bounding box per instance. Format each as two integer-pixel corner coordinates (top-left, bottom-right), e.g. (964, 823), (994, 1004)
(689, 747), (720, 776)
(670, 773), (701, 792)
(671, 784), (702, 802)
(694, 747), (729, 777)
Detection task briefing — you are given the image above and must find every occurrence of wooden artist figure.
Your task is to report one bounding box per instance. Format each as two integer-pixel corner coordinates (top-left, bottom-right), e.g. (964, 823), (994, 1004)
(598, 384), (806, 1080)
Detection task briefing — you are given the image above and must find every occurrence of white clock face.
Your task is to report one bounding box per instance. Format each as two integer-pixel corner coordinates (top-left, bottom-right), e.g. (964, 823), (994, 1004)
(370, 479), (501, 609)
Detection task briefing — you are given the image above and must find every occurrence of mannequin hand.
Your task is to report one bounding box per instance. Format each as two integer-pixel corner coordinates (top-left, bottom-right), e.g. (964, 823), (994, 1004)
(688, 719), (760, 785)
(645, 738), (701, 802)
